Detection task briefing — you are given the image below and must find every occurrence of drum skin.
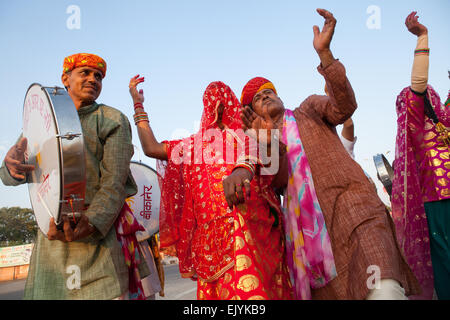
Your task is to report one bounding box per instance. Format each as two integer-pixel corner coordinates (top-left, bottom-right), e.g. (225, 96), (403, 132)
(23, 84), (86, 235)
(126, 161), (161, 241)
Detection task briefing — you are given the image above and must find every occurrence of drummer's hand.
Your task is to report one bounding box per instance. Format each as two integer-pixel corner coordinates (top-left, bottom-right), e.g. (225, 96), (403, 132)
(4, 137), (35, 180)
(223, 167), (253, 209)
(63, 214), (96, 241)
(129, 74), (145, 105)
(47, 215), (96, 242)
(47, 216), (70, 242)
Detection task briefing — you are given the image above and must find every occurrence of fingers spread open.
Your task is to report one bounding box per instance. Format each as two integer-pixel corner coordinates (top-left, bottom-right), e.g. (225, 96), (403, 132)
(241, 107), (254, 128)
(313, 25), (320, 37)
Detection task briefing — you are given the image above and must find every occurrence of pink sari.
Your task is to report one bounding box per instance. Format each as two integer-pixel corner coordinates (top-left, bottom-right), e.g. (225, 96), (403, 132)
(391, 85), (448, 300)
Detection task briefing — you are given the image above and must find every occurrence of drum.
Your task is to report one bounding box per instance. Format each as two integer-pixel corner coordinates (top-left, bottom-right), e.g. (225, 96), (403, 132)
(373, 153), (394, 197)
(126, 161), (161, 241)
(23, 84), (86, 235)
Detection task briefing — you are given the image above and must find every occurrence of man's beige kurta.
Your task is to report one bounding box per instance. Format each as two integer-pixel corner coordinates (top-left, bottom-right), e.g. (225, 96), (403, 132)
(284, 60), (421, 299)
(0, 102), (149, 299)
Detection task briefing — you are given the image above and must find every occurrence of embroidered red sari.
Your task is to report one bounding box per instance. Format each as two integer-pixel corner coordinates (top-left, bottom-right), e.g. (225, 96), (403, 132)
(157, 81), (292, 300)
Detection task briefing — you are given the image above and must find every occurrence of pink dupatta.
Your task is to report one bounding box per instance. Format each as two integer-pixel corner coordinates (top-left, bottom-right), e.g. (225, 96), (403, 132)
(391, 85), (446, 300)
(281, 109), (337, 300)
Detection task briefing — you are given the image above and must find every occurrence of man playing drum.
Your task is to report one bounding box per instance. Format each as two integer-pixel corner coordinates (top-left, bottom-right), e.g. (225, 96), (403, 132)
(0, 53), (149, 299)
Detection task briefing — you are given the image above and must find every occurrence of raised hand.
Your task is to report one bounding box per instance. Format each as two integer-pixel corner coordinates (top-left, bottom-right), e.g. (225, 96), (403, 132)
(4, 137), (34, 180)
(129, 74), (145, 104)
(313, 9), (337, 55)
(405, 11), (428, 37)
(241, 105), (276, 145)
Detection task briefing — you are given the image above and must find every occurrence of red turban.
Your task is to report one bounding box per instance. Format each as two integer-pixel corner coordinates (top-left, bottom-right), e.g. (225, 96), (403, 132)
(63, 53), (107, 78)
(240, 77), (277, 107)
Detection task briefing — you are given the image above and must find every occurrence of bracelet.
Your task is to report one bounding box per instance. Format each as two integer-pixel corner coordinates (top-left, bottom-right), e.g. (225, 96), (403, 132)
(133, 112), (149, 125)
(134, 102), (144, 110)
(135, 119), (149, 125)
(234, 162), (256, 177)
(414, 48), (429, 56)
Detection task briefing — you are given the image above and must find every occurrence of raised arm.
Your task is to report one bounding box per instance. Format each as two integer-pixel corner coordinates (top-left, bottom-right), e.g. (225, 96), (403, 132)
(405, 11), (429, 94)
(297, 9), (357, 126)
(129, 75), (168, 160)
(313, 8), (336, 69)
(341, 118), (355, 141)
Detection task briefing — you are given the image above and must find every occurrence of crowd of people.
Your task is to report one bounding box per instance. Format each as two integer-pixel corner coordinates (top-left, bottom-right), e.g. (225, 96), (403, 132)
(0, 9), (448, 300)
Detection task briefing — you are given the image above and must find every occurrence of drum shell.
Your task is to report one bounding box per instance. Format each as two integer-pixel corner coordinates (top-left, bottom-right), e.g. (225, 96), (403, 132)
(23, 84), (86, 235)
(373, 153), (394, 197)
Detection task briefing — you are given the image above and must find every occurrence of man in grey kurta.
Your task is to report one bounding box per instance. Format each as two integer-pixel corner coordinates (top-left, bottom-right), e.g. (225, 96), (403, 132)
(0, 53), (149, 299)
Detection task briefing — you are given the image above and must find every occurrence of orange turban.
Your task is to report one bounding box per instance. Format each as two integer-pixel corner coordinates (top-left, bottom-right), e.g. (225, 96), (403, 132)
(63, 53), (107, 78)
(240, 77), (277, 107)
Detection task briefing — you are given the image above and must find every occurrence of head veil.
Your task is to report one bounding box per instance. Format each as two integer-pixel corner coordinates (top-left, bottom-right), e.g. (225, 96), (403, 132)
(157, 81), (242, 249)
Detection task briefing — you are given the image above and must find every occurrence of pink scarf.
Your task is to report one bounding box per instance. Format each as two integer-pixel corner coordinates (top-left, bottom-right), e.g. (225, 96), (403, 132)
(281, 109), (337, 300)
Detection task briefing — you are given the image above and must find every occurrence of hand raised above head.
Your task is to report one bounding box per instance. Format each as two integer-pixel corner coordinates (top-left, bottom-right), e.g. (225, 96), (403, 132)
(4, 137), (34, 180)
(313, 8), (336, 55)
(129, 74), (145, 105)
(405, 11), (428, 37)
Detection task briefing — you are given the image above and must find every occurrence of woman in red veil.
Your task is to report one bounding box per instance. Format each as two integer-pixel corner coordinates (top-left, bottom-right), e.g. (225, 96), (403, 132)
(129, 76), (292, 300)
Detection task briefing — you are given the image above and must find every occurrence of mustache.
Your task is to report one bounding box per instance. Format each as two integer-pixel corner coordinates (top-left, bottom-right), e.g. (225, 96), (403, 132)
(83, 84), (98, 90)
(262, 96), (274, 105)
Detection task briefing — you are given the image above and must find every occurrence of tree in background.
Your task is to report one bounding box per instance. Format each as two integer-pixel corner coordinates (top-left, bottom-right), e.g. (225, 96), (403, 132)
(0, 207), (37, 246)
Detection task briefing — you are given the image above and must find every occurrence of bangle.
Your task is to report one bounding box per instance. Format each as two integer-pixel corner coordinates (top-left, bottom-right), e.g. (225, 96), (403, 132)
(134, 102), (144, 110)
(414, 48), (429, 56)
(133, 112), (149, 125)
(234, 162), (255, 178)
(135, 119), (149, 125)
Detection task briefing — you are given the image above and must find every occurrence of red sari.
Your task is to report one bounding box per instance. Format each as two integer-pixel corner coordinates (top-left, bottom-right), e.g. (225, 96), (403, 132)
(157, 81), (292, 300)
